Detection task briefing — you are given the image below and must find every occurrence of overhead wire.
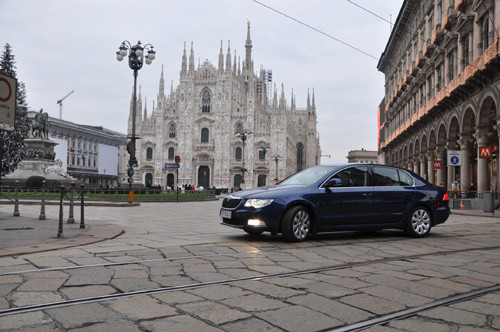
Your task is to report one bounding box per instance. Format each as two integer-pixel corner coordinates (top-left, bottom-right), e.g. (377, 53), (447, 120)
(251, 0), (380, 60)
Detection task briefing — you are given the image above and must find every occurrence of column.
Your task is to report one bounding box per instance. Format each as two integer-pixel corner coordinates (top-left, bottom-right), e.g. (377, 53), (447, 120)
(427, 151), (435, 184)
(413, 157), (420, 175)
(459, 137), (471, 198)
(407, 158), (413, 172)
(420, 155), (427, 180)
(435, 148), (446, 187)
(475, 128), (489, 195)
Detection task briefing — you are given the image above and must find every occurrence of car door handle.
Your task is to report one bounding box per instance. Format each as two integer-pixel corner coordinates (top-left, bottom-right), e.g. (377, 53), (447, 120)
(362, 193), (373, 198)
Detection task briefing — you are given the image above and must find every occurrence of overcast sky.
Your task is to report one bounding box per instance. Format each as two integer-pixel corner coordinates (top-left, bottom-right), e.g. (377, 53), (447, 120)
(1, 0), (403, 163)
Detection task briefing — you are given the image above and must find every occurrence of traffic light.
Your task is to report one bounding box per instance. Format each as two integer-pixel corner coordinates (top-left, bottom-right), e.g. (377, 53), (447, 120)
(175, 155), (181, 163)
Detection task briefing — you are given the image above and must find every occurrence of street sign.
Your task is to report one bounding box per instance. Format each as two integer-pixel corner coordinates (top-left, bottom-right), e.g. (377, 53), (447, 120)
(0, 73), (17, 132)
(479, 147), (491, 158)
(447, 150), (462, 166)
(165, 163), (180, 169)
(127, 140), (135, 155)
(127, 167), (134, 177)
(434, 161), (442, 169)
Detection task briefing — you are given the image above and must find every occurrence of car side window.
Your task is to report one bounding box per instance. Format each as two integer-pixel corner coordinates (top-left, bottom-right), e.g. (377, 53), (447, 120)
(397, 170), (414, 186)
(373, 166), (400, 186)
(331, 166), (369, 187)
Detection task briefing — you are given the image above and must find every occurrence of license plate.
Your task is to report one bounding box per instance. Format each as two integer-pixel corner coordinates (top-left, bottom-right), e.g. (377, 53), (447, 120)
(220, 209), (232, 219)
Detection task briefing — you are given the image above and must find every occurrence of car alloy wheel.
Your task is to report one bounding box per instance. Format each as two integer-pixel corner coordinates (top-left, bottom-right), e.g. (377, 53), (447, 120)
(281, 206), (311, 242)
(406, 206), (431, 237)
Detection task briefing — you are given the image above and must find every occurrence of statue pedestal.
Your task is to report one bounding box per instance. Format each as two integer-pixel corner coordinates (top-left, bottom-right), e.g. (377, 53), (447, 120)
(4, 138), (75, 184)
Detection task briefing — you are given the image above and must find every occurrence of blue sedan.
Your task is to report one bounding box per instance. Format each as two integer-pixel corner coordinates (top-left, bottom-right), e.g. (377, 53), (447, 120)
(220, 164), (450, 242)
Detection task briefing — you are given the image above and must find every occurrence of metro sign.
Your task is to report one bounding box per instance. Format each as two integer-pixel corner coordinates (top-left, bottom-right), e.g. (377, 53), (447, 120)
(479, 147), (492, 158)
(433, 161), (442, 169)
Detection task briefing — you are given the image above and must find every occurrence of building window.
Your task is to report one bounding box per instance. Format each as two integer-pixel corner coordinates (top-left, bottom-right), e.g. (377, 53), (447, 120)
(235, 147), (242, 160)
(169, 123), (176, 138)
(201, 89), (211, 113)
(146, 147), (153, 160)
(259, 149), (265, 160)
(168, 147), (174, 160)
(234, 122), (243, 134)
(297, 143), (304, 172)
(201, 128), (209, 143)
(447, 51), (456, 83)
(462, 33), (471, 69)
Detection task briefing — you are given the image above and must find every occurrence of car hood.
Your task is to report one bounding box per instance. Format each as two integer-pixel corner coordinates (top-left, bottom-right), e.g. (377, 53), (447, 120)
(228, 184), (309, 199)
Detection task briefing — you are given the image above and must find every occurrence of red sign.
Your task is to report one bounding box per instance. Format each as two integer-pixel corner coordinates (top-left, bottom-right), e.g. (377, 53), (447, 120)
(480, 147), (491, 158)
(434, 161), (442, 169)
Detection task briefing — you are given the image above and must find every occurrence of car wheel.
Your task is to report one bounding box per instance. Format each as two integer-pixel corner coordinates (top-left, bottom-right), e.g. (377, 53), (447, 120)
(281, 206), (311, 242)
(405, 206), (432, 237)
(244, 228), (264, 236)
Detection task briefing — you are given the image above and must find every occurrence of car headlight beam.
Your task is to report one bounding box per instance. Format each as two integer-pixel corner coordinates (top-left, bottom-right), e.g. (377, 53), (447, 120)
(244, 199), (274, 209)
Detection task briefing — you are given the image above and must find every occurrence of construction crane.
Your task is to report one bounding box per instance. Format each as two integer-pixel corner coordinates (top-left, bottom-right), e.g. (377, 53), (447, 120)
(56, 90), (74, 119)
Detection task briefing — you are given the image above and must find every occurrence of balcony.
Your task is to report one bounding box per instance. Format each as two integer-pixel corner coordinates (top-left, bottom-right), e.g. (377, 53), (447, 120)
(409, 60), (419, 76)
(431, 25), (445, 44)
(416, 50), (427, 68)
(443, 6), (459, 30)
(423, 39), (435, 57)
(455, 0), (471, 13)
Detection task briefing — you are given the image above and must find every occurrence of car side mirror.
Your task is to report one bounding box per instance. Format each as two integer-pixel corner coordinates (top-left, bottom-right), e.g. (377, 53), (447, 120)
(325, 178), (342, 188)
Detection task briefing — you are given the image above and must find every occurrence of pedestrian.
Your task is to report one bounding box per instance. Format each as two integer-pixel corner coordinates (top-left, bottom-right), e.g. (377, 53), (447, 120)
(468, 182), (476, 198)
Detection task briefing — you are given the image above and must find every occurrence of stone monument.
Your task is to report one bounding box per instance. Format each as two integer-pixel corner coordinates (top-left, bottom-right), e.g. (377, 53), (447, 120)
(4, 109), (75, 183)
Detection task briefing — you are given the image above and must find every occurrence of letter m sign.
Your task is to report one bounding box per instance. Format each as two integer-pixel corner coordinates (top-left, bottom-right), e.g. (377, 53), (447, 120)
(480, 147), (492, 158)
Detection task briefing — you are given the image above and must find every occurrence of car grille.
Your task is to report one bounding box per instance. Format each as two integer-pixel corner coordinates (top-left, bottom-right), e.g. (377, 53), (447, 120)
(222, 196), (242, 209)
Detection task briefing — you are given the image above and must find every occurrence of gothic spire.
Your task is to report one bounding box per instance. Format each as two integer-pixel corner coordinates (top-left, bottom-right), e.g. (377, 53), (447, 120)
(181, 42), (187, 77)
(189, 42), (195, 75)
(159, 64), (165, 95)
(218, 40), (224, 74)
(226, 40), (232, 74)
(307, 89), (311, 110)
(245, 21), (253, 72)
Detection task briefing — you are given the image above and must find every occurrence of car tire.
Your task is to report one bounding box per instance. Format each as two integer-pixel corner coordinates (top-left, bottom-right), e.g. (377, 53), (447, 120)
(405, 206), (432, 237)
(244, 228), (264, 236)
(281, 206), (311, 242)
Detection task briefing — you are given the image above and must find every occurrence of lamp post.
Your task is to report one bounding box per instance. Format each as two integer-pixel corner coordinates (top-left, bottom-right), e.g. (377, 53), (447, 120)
(235, 130), (252, 189)
(258, 146), (271, 185)
(272, 154), (282, 183)
(116, 40), (156, 200)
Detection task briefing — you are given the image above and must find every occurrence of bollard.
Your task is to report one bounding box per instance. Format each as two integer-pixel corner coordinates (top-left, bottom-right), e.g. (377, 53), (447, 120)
(57, 185), (65, 238)
(13, 180), (20, 217)
(39, 180), (46, 220)
(80, 183), (85, 229)
(67, 182), (75, 224)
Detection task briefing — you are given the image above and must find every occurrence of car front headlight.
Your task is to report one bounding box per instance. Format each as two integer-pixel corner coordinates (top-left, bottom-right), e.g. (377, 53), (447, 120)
(244, 199), (274, 209)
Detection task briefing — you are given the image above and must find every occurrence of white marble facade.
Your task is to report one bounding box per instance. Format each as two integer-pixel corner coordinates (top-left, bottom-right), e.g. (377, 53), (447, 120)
(126, 24), (321, 189)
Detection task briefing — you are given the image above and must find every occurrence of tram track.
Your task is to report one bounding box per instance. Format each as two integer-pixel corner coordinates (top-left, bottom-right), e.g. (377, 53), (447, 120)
(1, 232), (499, 277)
(1, 244), (499, 319)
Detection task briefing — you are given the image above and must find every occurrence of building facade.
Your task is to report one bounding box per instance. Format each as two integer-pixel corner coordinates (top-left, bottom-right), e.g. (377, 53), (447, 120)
(347, 149), (378, 163)
(378, 0), (499, 195)
(48, 117), (126, 187)
(127, 24), (321, 189)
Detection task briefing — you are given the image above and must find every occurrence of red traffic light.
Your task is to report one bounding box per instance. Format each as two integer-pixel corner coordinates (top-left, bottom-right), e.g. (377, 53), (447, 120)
(175, 155), (181, 163)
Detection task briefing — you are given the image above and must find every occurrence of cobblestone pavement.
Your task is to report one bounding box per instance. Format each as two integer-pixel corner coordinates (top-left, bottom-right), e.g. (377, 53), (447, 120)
(0, 201), (499, 331)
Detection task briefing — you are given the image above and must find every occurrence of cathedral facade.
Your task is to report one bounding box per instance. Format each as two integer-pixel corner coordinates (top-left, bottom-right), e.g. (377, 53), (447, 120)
(127, 24), (321, 189)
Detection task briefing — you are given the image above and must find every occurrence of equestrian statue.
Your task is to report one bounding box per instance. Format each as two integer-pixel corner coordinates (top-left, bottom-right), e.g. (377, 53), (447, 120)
(32, 109), (49, 139)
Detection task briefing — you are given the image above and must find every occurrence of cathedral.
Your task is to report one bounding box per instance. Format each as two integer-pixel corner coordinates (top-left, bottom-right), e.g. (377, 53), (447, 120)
(127, 24), (321, 190)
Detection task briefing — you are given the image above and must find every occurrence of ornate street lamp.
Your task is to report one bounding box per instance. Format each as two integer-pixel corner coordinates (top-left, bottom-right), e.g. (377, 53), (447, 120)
(235, 130), (252, 188)
(272, 154), (282, 183)
(116, 40), (156, 198)
(259, 146), (271, 185)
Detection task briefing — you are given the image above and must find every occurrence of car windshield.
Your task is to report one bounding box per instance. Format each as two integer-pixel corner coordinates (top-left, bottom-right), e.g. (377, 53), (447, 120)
(280, 166), (337, 185)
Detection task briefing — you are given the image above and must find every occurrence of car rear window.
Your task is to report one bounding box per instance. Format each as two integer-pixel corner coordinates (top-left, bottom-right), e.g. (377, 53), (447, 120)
(372, 166), (414, 186)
